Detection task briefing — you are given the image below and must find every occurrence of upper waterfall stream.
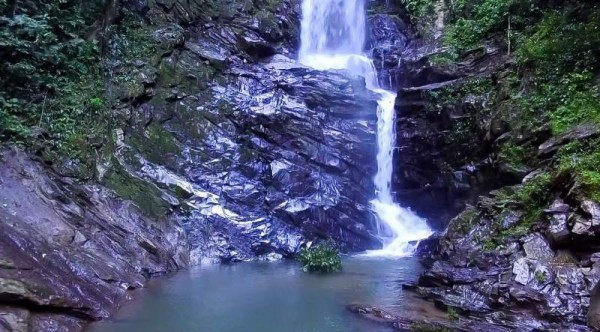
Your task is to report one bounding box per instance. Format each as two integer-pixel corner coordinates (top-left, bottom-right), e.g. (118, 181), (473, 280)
(299, 0), (431, 256)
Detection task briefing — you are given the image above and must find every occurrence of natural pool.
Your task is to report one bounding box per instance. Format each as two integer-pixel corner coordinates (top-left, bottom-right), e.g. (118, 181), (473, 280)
(89, 257), (434, 332)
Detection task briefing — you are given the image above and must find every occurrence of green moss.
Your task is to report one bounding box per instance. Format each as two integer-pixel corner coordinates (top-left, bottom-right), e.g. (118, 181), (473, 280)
(534, 270), (546, 283)
(482, 240), (496, 251)
(411, 322), (453, 332)
(478, 174), (552, 247)
(428, 53), (455, 66)
(558, 140), (600, 202)
(426, 77), (493, 147)
(401, 0), (435, 20)
(494, 174), (551, 239)
(447, 206), (479, 236)
(447, 307), (459, 322)
(102, 162), (170, 220)
(127, 124), (181, 166)
(428, 77), (494, 107)
(112, 19), (159, 63)
(148, 125), (181, 154)
(498, 141), (526, 168)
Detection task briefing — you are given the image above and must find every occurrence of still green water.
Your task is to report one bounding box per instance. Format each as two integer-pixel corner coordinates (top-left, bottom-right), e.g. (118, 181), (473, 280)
(89, 257), (427, 332)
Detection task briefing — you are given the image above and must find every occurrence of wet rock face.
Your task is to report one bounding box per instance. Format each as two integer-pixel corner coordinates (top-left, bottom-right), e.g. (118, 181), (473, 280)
(363, 1), (506, 230)
(0, 0), (382, 327)
(411, 194), (600, 331)
(108, 0), (382, 265)
(365, 0), (600, 330)
(0, 149), (188, 330)
(131, 54), (381, 264)
(366, 12), (409, 90)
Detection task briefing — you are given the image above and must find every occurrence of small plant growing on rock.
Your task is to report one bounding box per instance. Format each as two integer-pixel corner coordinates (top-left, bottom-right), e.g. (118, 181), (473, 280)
(298, 242), (342, 273)
(447, 307), (459, 322)
(411, 322), (453, 332)
(535, 271), (547, 283)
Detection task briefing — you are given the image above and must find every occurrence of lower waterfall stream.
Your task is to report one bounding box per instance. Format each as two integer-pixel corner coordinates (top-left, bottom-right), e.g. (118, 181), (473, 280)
(300, 0), (431, 255)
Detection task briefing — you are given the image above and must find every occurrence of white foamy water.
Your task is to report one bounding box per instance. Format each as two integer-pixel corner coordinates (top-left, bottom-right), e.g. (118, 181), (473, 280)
(299, 0), (432, 256)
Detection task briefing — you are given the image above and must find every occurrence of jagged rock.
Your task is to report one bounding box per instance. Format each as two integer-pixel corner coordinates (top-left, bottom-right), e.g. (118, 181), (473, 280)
(0, 306), (30, 332)
(0, 149), (188, 329)
(346, 303), (511, 332)
(513, 258), (532, 285)
(573, 215), (594, 236)
(419, 261), (487, 286)
(589, 282), (600, 329)
(546, 199), (571, 246)
(367, 13), (407, 89)
(523, 233), (555, 263)
(500, 210), (523, 230)
(419, 284), (491, 313)
(415, 234), (441, 258)
(538, 124), (599, 157)
(581, 201), (600, 229)
(509, 284), (544, 303)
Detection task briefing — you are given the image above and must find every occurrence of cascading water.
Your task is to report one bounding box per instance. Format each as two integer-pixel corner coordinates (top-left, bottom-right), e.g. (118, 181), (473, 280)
(299, 0), (432, 256)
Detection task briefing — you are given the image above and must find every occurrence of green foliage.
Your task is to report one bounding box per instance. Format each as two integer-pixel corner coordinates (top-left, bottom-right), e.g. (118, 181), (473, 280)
(411, 323), (453, 332)
(516, 173), (551, 210)
(0, 97), (29, 141)
(497, 173), (552, 238)
(515, 9), (600, 135)
(429, 0), (600, 250)
(558, 140), (600, 202)
(401, 0), (435, 19)
(428, 77), (493, 106)
(447, 206), (479, 236)
(534, 270), (546, 283)
(550, 88), (600, 134)
(428, 53), (455, 66)
(299, 242), (342, 274)
(518, 10), (600, 78)
(498, 141), (526, 168)
(447, 307), (459, 322)
(445, 0), (513, 54)
(0, 0), (109, 155)
(433, 2), (600, 137)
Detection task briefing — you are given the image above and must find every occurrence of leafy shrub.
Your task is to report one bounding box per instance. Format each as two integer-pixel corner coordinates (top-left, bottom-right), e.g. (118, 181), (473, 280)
(298, 242), (342, 273)
(498, 141), (526, 168)
(516, 10), (600, 134)
(400, 0), (435, 19)
(558, 140), (600, 202)
(443, 0), (530, 54)
(447, 307), (459, 322)
(0, 0), (108, 151)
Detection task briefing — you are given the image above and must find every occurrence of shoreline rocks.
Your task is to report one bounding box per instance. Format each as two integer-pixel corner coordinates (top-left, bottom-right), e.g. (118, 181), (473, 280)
(0, 148), (189, 330)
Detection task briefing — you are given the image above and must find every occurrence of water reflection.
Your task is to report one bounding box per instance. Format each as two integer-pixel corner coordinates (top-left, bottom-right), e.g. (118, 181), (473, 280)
(89, 257), (425, 332)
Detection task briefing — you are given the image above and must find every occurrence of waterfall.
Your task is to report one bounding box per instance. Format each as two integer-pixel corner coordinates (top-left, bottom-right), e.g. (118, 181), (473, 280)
(299, 0), (432, 256)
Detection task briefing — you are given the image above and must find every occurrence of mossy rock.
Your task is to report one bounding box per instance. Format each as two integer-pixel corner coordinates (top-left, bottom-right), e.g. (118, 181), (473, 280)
(446, 205), (480, 238)
(126, 124), (182, 167)
(102, 161), (171, 220)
